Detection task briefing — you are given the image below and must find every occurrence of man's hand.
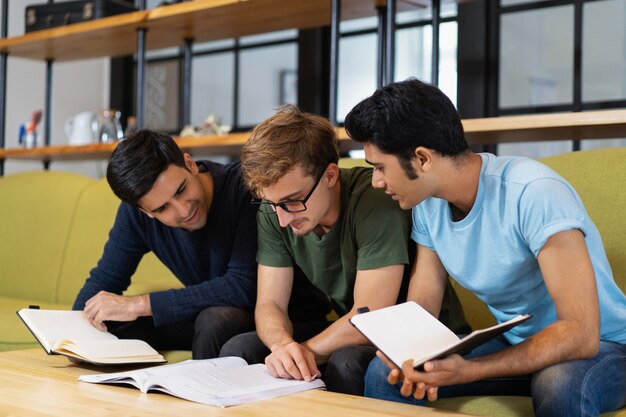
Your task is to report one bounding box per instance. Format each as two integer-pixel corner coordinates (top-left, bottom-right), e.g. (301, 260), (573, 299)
(265, 340), (320, 382)
(377, 350), (473, 402)
(83, 291), (151, 331)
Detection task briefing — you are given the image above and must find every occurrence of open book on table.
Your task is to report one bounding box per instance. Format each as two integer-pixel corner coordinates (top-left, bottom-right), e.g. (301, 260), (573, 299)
(79, 356), (326, 407)
(17, 308), (165, 365)
(350, 301), (531, 370)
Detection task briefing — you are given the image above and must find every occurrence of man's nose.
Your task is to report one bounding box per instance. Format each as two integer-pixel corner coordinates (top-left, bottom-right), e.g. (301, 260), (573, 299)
(371, 170), (385, 189)
(276, 206), (294, 228)
(173, 199), (192, 218)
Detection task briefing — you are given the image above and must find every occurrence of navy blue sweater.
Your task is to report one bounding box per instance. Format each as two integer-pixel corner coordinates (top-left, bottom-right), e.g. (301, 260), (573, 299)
(73, 161), (258, 327)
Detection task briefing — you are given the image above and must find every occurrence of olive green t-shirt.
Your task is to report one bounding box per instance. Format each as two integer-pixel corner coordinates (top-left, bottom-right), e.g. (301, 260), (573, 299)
(257, 167), (411, 316)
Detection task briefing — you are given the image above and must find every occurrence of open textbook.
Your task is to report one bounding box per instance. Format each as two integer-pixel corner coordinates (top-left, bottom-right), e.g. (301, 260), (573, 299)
(350, 301), (531, 370)
(17, 308), (165, 365)
(79, 356), (326, 407)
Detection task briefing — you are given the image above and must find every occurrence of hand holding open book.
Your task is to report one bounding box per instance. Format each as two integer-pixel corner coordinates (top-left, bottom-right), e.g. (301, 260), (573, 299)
(350, 301), (531, 370)
(17, 308), (165, 365)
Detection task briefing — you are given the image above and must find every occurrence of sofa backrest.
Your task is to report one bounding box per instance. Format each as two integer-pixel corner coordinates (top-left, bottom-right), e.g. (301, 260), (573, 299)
(0, 170), (180, 306)
(0, 171), (92, 301)
(541, 147), (626, 293)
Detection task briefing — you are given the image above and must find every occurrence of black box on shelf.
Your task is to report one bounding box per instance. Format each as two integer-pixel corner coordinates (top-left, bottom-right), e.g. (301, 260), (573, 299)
(25, 0), (136, 33)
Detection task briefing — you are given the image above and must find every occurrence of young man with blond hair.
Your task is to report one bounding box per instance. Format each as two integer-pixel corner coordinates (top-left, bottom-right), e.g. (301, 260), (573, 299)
(220, 105), (467, 395)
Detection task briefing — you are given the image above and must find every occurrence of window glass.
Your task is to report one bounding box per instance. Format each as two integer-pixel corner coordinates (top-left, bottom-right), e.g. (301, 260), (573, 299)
(191, 52), (235, 128)
(238, 43), (298, 127)
(193, 39), (236, 53)
(499, 6), (574, 109)
(582, 0), (626, 102)
(144, 59), (179, 132)
(395, 26), (432, 83)
(341, 16), (377, 33)
(500, 0), (543, 7)
(439, 21), (458, 106)
(337, 33), (377, 123)
(240, 30), (298, 46)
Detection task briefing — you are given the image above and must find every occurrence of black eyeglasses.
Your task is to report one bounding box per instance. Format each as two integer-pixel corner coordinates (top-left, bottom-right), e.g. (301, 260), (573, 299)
(252, 170), (325, 214)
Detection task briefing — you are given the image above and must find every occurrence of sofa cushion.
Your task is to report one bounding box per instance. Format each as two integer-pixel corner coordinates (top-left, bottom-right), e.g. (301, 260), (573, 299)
(0, 171), (92, 302)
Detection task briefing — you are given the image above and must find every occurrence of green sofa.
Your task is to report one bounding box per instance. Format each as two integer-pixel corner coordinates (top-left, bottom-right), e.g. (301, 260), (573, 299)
(0, 170), (182, 352)
(1, 147), (624, 416)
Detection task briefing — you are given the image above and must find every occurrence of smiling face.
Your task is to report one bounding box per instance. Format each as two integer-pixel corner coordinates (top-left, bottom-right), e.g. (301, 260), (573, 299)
(260, 164), (338, 237)
(137, 155), (210, 231)
(364, 143), (432, 210)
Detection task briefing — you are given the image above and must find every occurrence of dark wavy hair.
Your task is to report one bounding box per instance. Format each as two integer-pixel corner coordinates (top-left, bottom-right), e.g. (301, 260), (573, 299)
(345, 78), (468, 178)
(106, 130), (186, 207)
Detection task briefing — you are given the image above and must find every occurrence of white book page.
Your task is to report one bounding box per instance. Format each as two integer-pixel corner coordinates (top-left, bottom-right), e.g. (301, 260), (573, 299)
(79, 357), (247, 391)
(151, 363), (324, 407)
(52, 339), (163, 364)
(350, 301), (460, 368)
(18, 309), (117, 352)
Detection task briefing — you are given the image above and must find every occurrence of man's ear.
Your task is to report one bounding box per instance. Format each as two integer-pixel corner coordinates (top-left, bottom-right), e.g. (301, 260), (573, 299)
(413, 147), (434, 173)
(184, 153), (199, 174)
(138, 206), (155, 218)
(325, 163), (341, 187)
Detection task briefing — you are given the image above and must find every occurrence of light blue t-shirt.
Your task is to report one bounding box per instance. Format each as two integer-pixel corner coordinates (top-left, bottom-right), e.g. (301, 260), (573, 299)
(412, 153), (626, 345)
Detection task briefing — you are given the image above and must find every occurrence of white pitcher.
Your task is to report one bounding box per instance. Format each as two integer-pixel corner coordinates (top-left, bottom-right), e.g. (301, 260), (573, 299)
(65, 111), (98, 145)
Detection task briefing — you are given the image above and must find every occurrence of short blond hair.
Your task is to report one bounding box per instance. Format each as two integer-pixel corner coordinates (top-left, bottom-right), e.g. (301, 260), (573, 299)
(241, 105), (339, 197)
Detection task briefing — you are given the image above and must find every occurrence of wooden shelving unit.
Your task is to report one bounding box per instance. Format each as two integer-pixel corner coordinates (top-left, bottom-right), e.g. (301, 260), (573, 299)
(3, 109), (625, 162)
(0, 0), (421, 62)
(0, 0), (624, 166)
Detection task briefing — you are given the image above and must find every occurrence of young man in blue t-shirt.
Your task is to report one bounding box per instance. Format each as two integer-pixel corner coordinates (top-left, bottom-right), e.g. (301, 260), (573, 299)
(345, 79), (626, 417)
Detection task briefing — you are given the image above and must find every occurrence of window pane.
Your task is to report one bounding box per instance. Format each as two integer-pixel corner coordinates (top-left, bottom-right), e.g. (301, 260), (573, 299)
(240, 30), (298, 46)
(191, 52), (235, 128)
(193, 39), (236, 53)
(439, 22), (458, 107)
(499, 6), (574, 109)
(337, 33), (377, 123)
(500, 0), (543, 7)
(583, 0), (626, 102)
(238, 43), (298, 127)
(341, 16), (377, 33)
(395, 26), (432, 83)
(145, 60), (179, 132)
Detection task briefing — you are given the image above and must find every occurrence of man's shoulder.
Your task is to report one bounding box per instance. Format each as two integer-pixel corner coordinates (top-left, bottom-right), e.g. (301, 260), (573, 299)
(483, 153), (562, 186)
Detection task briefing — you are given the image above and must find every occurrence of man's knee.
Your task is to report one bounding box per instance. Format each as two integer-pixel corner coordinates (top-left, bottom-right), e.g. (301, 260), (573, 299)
(192, 306), (254, 359)
(194, 306), (253, 334)
(220, 331), (269, 364)
(325, 345), (377, 395)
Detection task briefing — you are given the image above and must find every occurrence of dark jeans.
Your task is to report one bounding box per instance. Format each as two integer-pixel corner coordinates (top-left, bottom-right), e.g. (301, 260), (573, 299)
(365, 338), (626, 417)
(107, 306), (255, 359)
(219, 321), (377, 396)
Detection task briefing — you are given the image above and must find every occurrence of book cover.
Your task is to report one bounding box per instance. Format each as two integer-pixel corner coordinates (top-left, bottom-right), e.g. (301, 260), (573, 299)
(350, 301), (531, 370)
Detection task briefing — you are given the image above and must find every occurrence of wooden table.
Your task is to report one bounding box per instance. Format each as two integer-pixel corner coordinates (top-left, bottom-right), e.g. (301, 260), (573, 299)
(0, 349), (473, 417)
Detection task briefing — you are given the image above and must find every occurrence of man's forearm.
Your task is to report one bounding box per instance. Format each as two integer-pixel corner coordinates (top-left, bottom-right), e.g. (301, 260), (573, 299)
(256, 303), (295, 351)
(466, 319), (599, 382)
(304, 314), (370, 362)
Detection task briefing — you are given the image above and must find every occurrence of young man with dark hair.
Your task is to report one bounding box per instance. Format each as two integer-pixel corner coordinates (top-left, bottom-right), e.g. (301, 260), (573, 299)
(345, 79), (626, 417)
(73, 130), (258, 359)
(221, 105), (468, 396)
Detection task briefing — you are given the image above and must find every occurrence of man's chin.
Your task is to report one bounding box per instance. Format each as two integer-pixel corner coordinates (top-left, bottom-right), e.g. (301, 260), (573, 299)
(179, 216), (207, 231)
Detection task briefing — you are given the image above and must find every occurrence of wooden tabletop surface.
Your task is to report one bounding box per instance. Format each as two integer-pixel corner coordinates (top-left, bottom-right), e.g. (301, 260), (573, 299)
(0, 349), (475, 417)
